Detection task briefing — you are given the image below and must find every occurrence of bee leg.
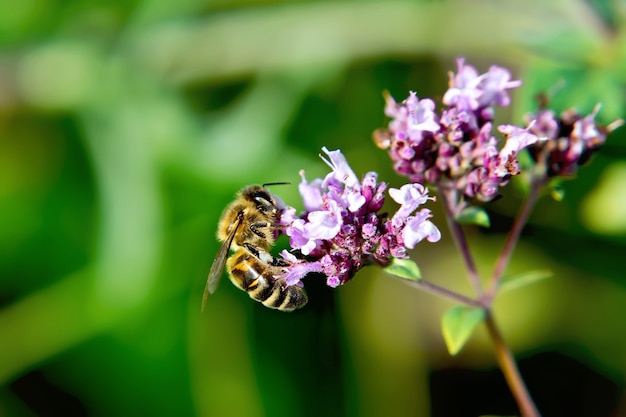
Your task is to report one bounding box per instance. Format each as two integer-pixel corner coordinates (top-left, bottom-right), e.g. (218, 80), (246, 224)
(243, 242), (259, 256)
(243, 243), (274, 264)
(271, 257), (290, 267)
(249, 222), (270, 239)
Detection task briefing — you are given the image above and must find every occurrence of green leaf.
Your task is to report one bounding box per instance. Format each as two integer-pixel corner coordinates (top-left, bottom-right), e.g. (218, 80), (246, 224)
(441, 306), (485, 356)
(499, 270), (553, 294)
(383, 258), (421, 281)
(456, 206), (491, 227)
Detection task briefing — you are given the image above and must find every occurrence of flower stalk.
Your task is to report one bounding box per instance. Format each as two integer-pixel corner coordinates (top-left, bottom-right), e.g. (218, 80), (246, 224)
(399, 277), (483, 307)
(484, 311), (540, 417)
(486, 175), (545, 300)
(438, 185), (485, 299)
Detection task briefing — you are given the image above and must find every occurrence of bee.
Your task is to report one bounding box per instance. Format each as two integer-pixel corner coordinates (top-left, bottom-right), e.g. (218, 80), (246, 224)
(201, 184), (308, 312)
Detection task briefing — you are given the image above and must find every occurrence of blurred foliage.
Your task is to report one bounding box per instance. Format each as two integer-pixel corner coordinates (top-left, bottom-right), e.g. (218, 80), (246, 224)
(1, 0), (626, 416)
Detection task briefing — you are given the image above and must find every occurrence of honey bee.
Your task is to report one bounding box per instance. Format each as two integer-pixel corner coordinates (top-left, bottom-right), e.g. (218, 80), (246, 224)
(201, 184), (308, 312)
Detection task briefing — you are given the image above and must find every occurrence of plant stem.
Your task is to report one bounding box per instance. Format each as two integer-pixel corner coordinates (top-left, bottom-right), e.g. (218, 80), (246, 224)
(397, 277), (482, 307)
(486, 177), (544, 299)
(484, 311), (540, 417)
(438, 186), (485, 297)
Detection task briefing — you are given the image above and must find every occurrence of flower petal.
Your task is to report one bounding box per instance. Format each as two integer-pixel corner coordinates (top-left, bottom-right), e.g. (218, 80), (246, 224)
(389, 183), (432, 220)
(278, 256), (324, 286)
(321, 147), (360, 189)
(402, 210), (441, 249)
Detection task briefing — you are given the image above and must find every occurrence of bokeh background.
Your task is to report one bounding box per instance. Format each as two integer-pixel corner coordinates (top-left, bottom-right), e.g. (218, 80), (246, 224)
(1, 0), (626, 416)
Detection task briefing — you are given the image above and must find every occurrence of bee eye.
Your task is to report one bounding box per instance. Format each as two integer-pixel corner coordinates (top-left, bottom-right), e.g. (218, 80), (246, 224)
(252, 191), (274, 208)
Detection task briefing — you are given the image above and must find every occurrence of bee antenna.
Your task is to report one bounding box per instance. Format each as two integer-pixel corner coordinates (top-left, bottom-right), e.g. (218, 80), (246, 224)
(262, 181), (291, 188)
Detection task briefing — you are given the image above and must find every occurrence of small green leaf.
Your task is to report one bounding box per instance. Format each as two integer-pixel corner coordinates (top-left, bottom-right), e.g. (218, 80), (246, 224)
(456, 206), (491, 227)
(383, 258), (421, 281)
(441, 306), (485, 356)
(546, 177), (566, 201)
(550, 185), (565, 201)
(499, 270), (553, 294)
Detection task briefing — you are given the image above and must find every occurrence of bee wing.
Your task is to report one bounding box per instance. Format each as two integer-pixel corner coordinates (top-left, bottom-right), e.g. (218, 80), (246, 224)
(201, 212), (244, 312)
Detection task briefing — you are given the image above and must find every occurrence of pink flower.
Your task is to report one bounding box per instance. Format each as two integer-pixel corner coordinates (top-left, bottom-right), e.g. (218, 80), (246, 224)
(280, 148), (439, 288)
(375, 57), (527, 202)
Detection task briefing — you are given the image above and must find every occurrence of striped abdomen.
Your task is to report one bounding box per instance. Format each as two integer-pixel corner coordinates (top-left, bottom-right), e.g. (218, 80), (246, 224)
(226, 250), (308, 312)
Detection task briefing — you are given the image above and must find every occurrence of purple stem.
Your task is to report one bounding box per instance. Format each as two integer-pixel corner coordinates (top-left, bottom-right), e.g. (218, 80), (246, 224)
(438, 185), (485, 298)
(486, 176), (544, 300)
(397, 277), (482, 307)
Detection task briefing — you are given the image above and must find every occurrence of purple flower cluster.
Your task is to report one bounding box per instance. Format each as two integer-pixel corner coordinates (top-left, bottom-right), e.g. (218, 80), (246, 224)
(374, 58), (541, 202)
(278, 147), (440, 288)
(522, 105), (623, 178)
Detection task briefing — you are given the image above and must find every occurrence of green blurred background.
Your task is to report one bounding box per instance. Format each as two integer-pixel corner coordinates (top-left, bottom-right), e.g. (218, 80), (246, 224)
(1, 0), (626, 416)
